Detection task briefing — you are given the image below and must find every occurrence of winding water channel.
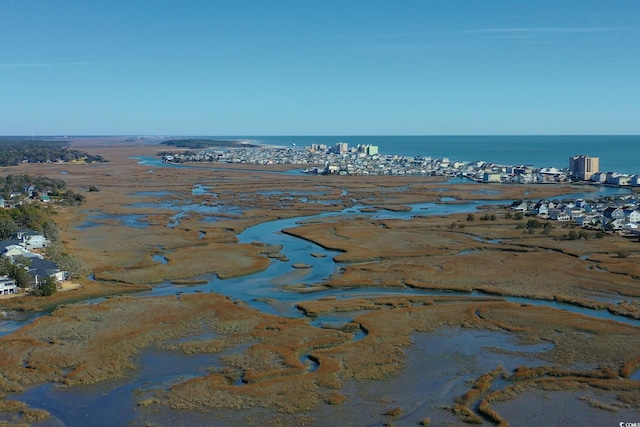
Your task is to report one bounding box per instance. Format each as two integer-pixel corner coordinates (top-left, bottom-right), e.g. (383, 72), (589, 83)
(137, 184), (640, 329)
(3, 161), (640, 425)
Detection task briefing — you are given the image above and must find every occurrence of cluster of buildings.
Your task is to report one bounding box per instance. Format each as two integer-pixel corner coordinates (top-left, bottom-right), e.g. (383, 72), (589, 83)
(161, 144), (640, 190)
(512, 195), (640, 233)
(0, 230), (65, 296)
(0, 183), (54, 209)
(163, 147), (321, 166)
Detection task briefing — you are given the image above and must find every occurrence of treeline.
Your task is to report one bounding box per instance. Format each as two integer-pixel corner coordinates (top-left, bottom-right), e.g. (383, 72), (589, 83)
(160, 139), (258, 149)
(0, 205), (58, 240)
(1, 174), (68, 198)
(1, 174), (86, 207)
(0, 140), (107, 166)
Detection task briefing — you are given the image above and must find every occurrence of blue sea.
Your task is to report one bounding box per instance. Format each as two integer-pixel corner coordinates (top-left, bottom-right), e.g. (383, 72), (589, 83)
(222, 135), (640, 176)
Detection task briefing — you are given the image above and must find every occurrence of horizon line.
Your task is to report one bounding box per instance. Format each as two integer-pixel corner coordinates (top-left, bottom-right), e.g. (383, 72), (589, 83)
(1, 134), (640, 138)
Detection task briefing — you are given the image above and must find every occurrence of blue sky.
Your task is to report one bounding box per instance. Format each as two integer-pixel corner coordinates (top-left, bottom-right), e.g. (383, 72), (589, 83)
(1, 0), (638, 135)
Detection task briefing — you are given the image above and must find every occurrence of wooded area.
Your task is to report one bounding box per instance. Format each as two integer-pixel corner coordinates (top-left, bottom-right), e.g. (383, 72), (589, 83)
(0, 140), (107, 166)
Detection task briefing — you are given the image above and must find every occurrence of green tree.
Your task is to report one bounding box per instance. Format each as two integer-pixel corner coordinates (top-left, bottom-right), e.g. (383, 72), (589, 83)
(45, 244), (88, 279)
(0, 258), (31, 288)
(526, 219), (542, 229)
(0, 215), (18, 240)
(466, 214), (475, 222)
(37, 275), (58, 296)
(42, 219), (59, 242)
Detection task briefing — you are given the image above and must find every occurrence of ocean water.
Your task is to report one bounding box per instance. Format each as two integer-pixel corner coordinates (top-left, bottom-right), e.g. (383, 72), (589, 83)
(222, 135), (640, 175)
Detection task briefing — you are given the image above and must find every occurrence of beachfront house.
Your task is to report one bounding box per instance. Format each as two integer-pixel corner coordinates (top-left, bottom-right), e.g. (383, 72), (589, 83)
(0, 276), (18, 295)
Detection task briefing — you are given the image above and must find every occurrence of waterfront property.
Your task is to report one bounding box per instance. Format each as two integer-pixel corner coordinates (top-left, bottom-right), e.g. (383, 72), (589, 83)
(569, 155), (599, 181)
(161, 143), (640, 191)
(0, 276), (17, 295)
(0, 230), (64, 290)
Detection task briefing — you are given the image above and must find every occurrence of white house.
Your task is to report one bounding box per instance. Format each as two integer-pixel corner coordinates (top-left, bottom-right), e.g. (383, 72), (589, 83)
(615, 175), (632, 186)
(0, 276), (18, 295)
(628, 209), (640, 224)
(609, 218), (627, 230)
(531, 202), (549, 217)
(483, 172), (501, 183)
(2, 245), (43, 261)
(19, 231), (49, 250)
(549, 209), (571, 221)
(603, 207), (626, 220)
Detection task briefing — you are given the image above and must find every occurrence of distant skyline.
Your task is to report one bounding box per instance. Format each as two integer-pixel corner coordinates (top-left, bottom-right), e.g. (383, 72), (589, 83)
(1, 1), (639, 136)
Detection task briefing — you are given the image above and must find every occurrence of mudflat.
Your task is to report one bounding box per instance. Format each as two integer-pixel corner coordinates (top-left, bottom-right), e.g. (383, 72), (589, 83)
(1, 139), (639, 426)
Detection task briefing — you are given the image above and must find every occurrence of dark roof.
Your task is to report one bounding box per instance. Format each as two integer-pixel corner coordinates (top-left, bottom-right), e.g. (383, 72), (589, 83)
(28, 258), (62, 279)
(0, 239), (22, 252)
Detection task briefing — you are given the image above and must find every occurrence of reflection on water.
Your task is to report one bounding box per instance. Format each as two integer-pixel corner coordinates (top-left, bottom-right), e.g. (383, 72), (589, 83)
(4, 159), (639, 424)
(494, 389), (640, 426)
(75, 213), (150, 230)
(300, 328), (554, 426)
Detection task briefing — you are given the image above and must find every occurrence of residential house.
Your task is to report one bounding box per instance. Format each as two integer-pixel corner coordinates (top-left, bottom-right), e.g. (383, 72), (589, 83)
(14, 230), (49, 250)
(606, 172), (621, 185)
(531, 201), (549, 217)
(2, 244), (43, 261)
(627, 209), (640, 224)
(590, 172), (607, 183)
(548, 209), (571, 221)
(483, 172), (501, 183)
(615, 175), (632, 186)
(565, 206), (584, 220)
(609, 218), (627, 230)
(516, 173), (535, 184)
(575, 200), (593, 212)
(511, 201), (528, 212)
(603, 207), (626, 221)
(28, 258), (66, 288)
(0, 276), (18, 295)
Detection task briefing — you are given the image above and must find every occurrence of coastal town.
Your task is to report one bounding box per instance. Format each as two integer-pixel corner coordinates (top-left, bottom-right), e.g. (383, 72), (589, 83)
(161, 142), (640, 234)
(162, 141), (638, 185)
(2, 140), (640, 425)
(1, 142), (639, 299)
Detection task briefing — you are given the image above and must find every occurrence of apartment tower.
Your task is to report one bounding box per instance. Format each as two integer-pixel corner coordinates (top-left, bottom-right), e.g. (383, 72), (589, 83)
(569, 155), (599, 181)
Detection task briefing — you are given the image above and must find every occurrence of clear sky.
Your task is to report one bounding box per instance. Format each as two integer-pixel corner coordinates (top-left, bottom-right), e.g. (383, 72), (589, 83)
(1, 0), (639, 135)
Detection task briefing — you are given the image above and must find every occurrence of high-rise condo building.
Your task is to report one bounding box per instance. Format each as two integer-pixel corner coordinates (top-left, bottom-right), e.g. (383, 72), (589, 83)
(569, 155), (599, 181)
